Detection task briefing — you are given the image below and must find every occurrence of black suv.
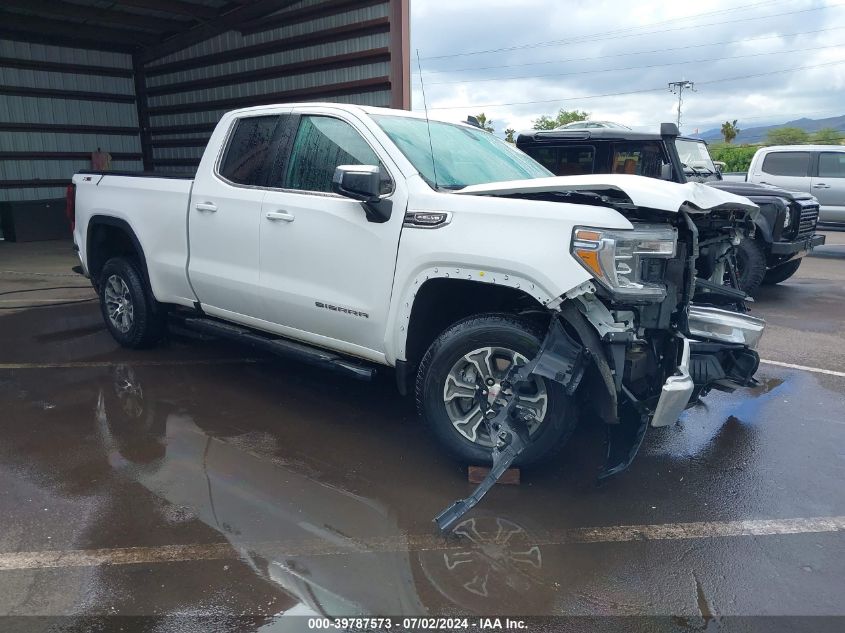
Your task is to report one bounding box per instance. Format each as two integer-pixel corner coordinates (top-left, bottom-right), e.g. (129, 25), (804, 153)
(516, 123), (825, 293)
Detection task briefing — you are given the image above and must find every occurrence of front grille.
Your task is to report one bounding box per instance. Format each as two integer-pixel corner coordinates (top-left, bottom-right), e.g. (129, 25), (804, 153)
(796, 202), (819, 237)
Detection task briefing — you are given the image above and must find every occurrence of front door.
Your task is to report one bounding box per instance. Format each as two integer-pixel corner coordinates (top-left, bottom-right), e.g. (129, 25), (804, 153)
(813, 151), (845, 223)
(187, 113), (285, 319)
(257, 110), (407, 359)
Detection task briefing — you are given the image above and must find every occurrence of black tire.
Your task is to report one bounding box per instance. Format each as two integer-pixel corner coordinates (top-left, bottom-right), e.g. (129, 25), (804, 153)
(415, 314), (577, 467)
(98, 257), (165, 349)
(734, 238), (767, 294)
(763, 258), (802, 285)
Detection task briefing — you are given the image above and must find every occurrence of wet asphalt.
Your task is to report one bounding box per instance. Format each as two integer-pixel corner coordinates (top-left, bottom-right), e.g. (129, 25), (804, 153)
(0, 239), (844, 631)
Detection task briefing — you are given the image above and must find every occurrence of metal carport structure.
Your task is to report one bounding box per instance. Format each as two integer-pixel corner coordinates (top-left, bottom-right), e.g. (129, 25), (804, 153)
(0, 0), (410, 240)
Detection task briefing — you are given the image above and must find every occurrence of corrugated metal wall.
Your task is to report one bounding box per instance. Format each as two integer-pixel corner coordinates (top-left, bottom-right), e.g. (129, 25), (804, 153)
(142, 0), (396, 173)
(0, 40), (142, 202)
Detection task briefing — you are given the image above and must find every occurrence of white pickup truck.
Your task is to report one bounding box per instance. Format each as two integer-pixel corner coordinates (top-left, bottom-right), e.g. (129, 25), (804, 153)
(69, 103), (765, 523)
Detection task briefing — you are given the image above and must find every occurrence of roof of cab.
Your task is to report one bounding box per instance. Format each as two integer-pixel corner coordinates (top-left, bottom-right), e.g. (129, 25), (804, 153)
(223, 102), (475, 126)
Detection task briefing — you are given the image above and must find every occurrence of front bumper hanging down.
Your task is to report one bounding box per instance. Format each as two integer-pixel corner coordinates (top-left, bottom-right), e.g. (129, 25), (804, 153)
(433, 317), (586, 532)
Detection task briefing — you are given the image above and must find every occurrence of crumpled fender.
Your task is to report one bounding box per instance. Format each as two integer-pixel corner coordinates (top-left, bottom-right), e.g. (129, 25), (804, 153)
(558, 303), (618, 425)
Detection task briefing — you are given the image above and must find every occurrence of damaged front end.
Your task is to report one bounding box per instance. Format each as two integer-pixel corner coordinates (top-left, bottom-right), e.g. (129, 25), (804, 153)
(434, 202), (765, 531)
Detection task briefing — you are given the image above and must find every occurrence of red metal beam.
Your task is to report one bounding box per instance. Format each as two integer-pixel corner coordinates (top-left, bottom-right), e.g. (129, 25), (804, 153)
(0, 56), (132, 78)
(0, 86), (135, 104)
(0, 123), (139, 136)
(388, 0), (410, 109)
(0, 152), (142, 161)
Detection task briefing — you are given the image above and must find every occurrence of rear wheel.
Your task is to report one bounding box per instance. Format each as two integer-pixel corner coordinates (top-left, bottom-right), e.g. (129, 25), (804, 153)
(734, 238), (767, 294)
(763, 258), (802, 285)
(98, 257), (165, 349)
(415, 314), (577, 467)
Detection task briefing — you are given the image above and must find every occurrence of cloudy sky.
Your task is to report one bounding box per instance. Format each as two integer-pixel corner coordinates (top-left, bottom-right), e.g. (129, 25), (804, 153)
(409, 0), (845, 136)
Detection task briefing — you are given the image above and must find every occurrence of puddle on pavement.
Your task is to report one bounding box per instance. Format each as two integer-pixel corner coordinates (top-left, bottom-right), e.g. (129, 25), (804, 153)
(85, 363), (564, 616)
(2, 324), (845, 619)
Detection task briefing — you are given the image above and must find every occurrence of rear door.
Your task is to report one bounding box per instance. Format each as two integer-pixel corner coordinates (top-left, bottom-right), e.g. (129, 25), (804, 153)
(187, 112), (288, 318)
(255, 109), (407, 358)
(753, 150), (812, 192)
(812, 150), (845, 223)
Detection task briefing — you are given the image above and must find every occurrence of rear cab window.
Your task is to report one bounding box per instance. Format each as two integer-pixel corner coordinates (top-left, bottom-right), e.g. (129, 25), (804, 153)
(761, 151), (810, 177)
(818, 152), (845, 178)
(218, 115), (281, 186)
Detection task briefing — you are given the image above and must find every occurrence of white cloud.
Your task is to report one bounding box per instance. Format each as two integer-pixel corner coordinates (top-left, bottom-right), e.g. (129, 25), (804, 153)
(411, 0), (845, 136)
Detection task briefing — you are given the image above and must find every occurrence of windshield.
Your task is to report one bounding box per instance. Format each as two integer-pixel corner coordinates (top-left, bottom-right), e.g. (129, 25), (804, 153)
(675, 138), (718, 177)
(373, 115), (552, 189)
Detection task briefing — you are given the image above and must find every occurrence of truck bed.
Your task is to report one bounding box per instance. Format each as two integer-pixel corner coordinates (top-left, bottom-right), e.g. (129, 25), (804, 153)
(72, 170), (197, 308)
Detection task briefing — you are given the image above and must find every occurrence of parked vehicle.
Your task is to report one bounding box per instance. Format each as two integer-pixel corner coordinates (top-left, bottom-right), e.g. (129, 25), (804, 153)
(69, 104), (764, 526)
(516, 125), (826, 292)
(727, 145), (845, 227)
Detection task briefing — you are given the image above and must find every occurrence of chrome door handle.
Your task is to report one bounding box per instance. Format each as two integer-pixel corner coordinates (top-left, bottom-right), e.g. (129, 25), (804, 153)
(195, 202), (218, 212)
(813, 183), (831, 189)
(266, 211), (295, 222)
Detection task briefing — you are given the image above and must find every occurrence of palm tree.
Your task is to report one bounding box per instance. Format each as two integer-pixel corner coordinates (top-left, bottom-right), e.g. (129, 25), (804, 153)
(721, 120), (740, 144)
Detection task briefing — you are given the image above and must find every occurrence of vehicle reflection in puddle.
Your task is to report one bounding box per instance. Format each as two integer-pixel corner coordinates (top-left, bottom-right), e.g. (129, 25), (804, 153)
(94, 365), (554, 617)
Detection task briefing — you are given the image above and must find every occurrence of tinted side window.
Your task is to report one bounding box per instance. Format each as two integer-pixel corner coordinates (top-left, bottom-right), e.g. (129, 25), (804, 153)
(283, 115), (390, 194)
(219, 116), (279, 186)
(611, 142), (664, 178)
(818, 152), (845, 178)
(528, 145), (595, 176)
(761, 151), (810, 177)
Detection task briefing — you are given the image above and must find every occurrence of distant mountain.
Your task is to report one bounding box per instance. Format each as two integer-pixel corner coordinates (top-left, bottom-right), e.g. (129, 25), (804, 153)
(697, 114), (845, 144)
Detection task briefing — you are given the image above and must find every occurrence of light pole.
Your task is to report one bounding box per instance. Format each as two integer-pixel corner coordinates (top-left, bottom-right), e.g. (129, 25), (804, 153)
(668, 80), (695, 130)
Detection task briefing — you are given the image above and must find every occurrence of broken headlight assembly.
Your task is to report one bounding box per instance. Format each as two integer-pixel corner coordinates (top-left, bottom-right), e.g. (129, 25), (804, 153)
(571, 224), (677, 301)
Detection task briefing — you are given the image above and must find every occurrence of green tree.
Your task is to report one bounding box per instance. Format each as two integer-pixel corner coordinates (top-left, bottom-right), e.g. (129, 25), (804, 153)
(812, 127), (843, 144)
(531, 109), (589, 130)
(475, 113), (495, 133)
(709, 144), (759, 172)
(720, 119), (740, 144)
(766, 127), (809, 145)
(504, 128), (516, 143)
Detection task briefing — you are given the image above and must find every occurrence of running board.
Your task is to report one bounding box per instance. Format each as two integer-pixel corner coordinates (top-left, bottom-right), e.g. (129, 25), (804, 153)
(178, 316), (376, 381)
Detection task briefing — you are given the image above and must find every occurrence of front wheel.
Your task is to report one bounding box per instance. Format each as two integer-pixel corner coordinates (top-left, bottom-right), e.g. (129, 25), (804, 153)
(763, 258), (802, 285)
(734, 238), (767, 294)
(415, 314), (577, 467)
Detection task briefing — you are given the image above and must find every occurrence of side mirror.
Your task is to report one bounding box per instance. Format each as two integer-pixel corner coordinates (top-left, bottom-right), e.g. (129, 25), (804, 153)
(332, 165), (381, 203)
(660, 162), (673, 180)
(714, 161), (725, 173)
(332, 164), (392, 223)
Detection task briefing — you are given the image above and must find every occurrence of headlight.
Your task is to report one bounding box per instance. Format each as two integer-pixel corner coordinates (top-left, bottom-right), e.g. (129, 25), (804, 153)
(571, 224), (677, 301)
(780, 202), (791, 228)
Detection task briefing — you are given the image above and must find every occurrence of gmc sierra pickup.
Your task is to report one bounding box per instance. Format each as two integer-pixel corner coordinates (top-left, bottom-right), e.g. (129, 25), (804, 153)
(70, 103), (765, 528)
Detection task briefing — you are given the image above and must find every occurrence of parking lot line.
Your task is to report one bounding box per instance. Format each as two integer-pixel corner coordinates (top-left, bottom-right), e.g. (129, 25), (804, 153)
(759, 359), (845, 378)
(0, 358), (263, 370)
(2, 516), (843, 572)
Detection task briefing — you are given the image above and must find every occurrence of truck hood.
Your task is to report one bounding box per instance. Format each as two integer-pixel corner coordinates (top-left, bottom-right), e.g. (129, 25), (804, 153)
(456, 174), (758, 215)
(706, 179), (816, 203)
